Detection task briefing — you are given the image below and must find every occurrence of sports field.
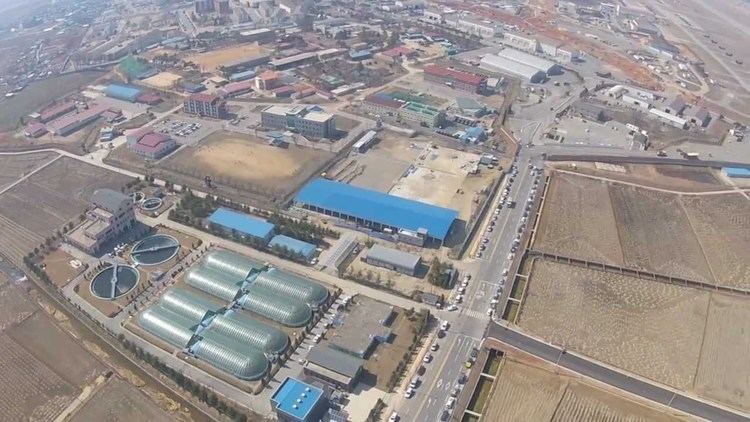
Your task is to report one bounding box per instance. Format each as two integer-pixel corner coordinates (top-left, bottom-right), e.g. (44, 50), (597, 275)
(187, 43), (268, 72)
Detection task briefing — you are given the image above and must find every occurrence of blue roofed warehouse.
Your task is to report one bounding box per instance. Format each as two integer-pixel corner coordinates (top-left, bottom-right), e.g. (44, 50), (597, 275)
(295, 179), (458, 245)
(105, 84), (142, 102)
(271, 377), (328, 422)
(269, 235), (317, 261)
(207, 208), (275, 243)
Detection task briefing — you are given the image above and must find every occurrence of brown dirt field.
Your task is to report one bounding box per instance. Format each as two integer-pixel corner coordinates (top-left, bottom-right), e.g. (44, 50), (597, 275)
(484, 358), (694, 422)
(162, 131), (334, 204)
(6, 311), (104, 387)
(534, 173), (625, 265)
(187, 43), (267, 72)
(363, 308), (420, 390)
(679, 194), (750, 289)
(0, 156), (132, 237)
(0, 151), (59, 191)
(693, 294), (750, 412)
(550, 164), (727, 192)
(609, 184), (715, 283)
(0, 332), (77, 422)
(0, 281), (36, 331)
(43, 248), (85, 287)
(483, 359), (565, 421)
(519, 260), (708, 390)
(69, 377), (175, 422)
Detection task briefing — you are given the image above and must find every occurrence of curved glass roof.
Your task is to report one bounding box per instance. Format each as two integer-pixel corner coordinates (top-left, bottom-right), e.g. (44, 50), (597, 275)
(192, 333), (269, 380)
(185, 265), (243, 302)
(239, 285), (312, 327)
(203, 250), (264, 281)
(159, 286), (224, 324)
(208, 312), (289, 355)
(252, 269), (328, 307)
(139, 305), (197, 349)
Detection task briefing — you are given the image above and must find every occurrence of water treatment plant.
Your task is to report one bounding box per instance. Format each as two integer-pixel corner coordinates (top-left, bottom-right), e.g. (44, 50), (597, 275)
(130, 234), (180, 266)
(90, 263), (140, 300)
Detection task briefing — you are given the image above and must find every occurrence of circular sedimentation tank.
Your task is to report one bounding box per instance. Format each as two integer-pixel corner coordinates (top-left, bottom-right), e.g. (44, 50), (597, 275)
(141, 197), (163, 210)
(131, 234), (180, 266)
(90, 264), (139, 300)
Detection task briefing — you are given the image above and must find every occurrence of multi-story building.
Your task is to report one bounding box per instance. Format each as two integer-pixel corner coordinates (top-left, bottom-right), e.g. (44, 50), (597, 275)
(456, 18), (499, 38)
(423, 65), (486, 93)
(183, 93), (227, 118)
(261, 105), (336, 138)
(66, 189), (135, 254)
(127, 127), (177, 159)
(399, 101), (444, 127)
(361, 94), (445, 127)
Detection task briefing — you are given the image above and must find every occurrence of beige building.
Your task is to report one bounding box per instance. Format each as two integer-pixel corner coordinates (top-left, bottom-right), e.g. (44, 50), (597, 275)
(67, 189), (135, 254)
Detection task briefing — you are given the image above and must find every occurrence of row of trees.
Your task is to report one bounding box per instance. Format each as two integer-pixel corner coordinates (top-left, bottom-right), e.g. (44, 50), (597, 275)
(118, 335), (252, 422)
(427, 257), (454, 289)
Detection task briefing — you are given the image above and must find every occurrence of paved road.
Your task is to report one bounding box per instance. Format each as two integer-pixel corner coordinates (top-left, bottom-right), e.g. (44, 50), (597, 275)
(488, 323), (750, 422)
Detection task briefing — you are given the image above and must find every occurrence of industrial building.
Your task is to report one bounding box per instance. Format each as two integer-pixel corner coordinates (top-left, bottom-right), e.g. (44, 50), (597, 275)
(295, 178), (458, 245)
(498, 48), (560, 74)
(126, 127), (177, 159)
(364, 244), (422, 276)
(329, 296), (394, 358)
(353, 130), (377, 153)
(361, 94), (445, 127)
(423, 64), (486, 93)
(271, 377), (328, 422)
(66, 189), (135, 254)
(480, 54), (547, 83)
(221, 53), (270, 74)
(454, 17), (499, 38)
(722, 167), (750, 178)
(39, 101), (76, 123)
(183, 93), (227, 118)
(217, 80), (254, 98)
(649, 108), (687, 129)
(48, 104), (110, 136)
(105, 84), (142, 102)
(303, 345), (364, 391)
(207, 208), (275, 243)
(24, 122), (47, 138)
(261, 105), (336, 138)
(268, 235), (317, 261)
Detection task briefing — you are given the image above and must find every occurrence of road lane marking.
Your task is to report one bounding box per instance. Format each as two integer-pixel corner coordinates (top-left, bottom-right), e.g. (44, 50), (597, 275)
(413, 335), (459, 419)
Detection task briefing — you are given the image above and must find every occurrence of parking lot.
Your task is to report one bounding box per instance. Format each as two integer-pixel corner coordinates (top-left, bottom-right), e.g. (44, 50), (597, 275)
(150, 116), (221, 146)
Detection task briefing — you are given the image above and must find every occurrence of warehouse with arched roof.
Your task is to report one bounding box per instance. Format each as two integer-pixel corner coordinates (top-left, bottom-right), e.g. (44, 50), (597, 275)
(203, 249), (265, 280)
(192, 332), (269, 380)
(208, 312), (289, 355)
(186, 265), (244, 302)
(159, 286), (225, 324)
(139, 305), (198, 348)
(239, 286), (312, 327)
(251, 268), (328, 308)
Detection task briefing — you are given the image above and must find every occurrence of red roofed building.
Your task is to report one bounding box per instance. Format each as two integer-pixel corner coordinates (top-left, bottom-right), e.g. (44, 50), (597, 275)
(255, 70), (281, 90)
(362, 93), (405, 116)
(24, 122), (48, 138)
(272, 85), (295, 98)
(183, 93), (227, 118)
(423, 65), (486, 93)
(127, 128), (176, 159)
(217, 80), (254, 98)
(39, 102), (76, 123)
(380, 45), (417, 60)
(48, 104), (110, 136)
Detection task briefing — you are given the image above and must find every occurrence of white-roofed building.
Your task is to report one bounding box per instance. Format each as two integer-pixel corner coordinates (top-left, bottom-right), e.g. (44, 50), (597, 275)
(480, 54), (547, 83)
(261, 105), (336, 138)
(495, 48), (562, 75)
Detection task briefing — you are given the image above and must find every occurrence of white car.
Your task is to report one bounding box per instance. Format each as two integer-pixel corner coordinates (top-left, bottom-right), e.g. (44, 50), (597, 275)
(441, 320), (450, 331)
(502, 268), (509, 276)
(457, 286), (465, 294)
(404, 388), (414, 398)
(389, 412), (399, 422)
(455, 295), (463, 303)
(431, 342), (439, 351)
(446, 397), (456, 409)
(486, 308), (494, 316)
(423, 353), (432, 363)
(447, 303), (458, 311)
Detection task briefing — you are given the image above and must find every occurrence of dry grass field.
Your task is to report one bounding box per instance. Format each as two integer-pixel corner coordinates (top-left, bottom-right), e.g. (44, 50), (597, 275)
(609, 185), (715, 283)
(483, 358), (694, 422)
(140, 72), (183, 89)
(187, 43), (268, 72)
(534, 173), (624, 265)
(0, 278), (105, 421)
(519, 260), (708, 391)
(162, 131), (334, 205)
(0, 152), (58, 191)
(534, 172), (750, 288)
(693, 294), (750, 412)
(69, 377), (174, 422)
(0, 157), (132, 237)
(680, 194), (750, 289)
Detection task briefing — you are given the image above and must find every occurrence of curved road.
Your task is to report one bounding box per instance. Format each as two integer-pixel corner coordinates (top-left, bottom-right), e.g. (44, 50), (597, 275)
(487, 322), (750, 422)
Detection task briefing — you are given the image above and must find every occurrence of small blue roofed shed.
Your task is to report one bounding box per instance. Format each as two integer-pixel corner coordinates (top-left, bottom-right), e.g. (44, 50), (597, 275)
(269, 235), (316, 260)
(105, 84), (142, 102)
(207, 208), (275, 242)
(271, 377), (327, 422)
(722, 167), (750, 178)
(295, 179), (458, 244)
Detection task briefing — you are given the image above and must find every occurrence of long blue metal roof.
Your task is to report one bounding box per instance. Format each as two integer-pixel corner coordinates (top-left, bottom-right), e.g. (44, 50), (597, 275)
(208, 208), (275, 240)
(295, 179), (458, 241)
(269, 235), (316, 258)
